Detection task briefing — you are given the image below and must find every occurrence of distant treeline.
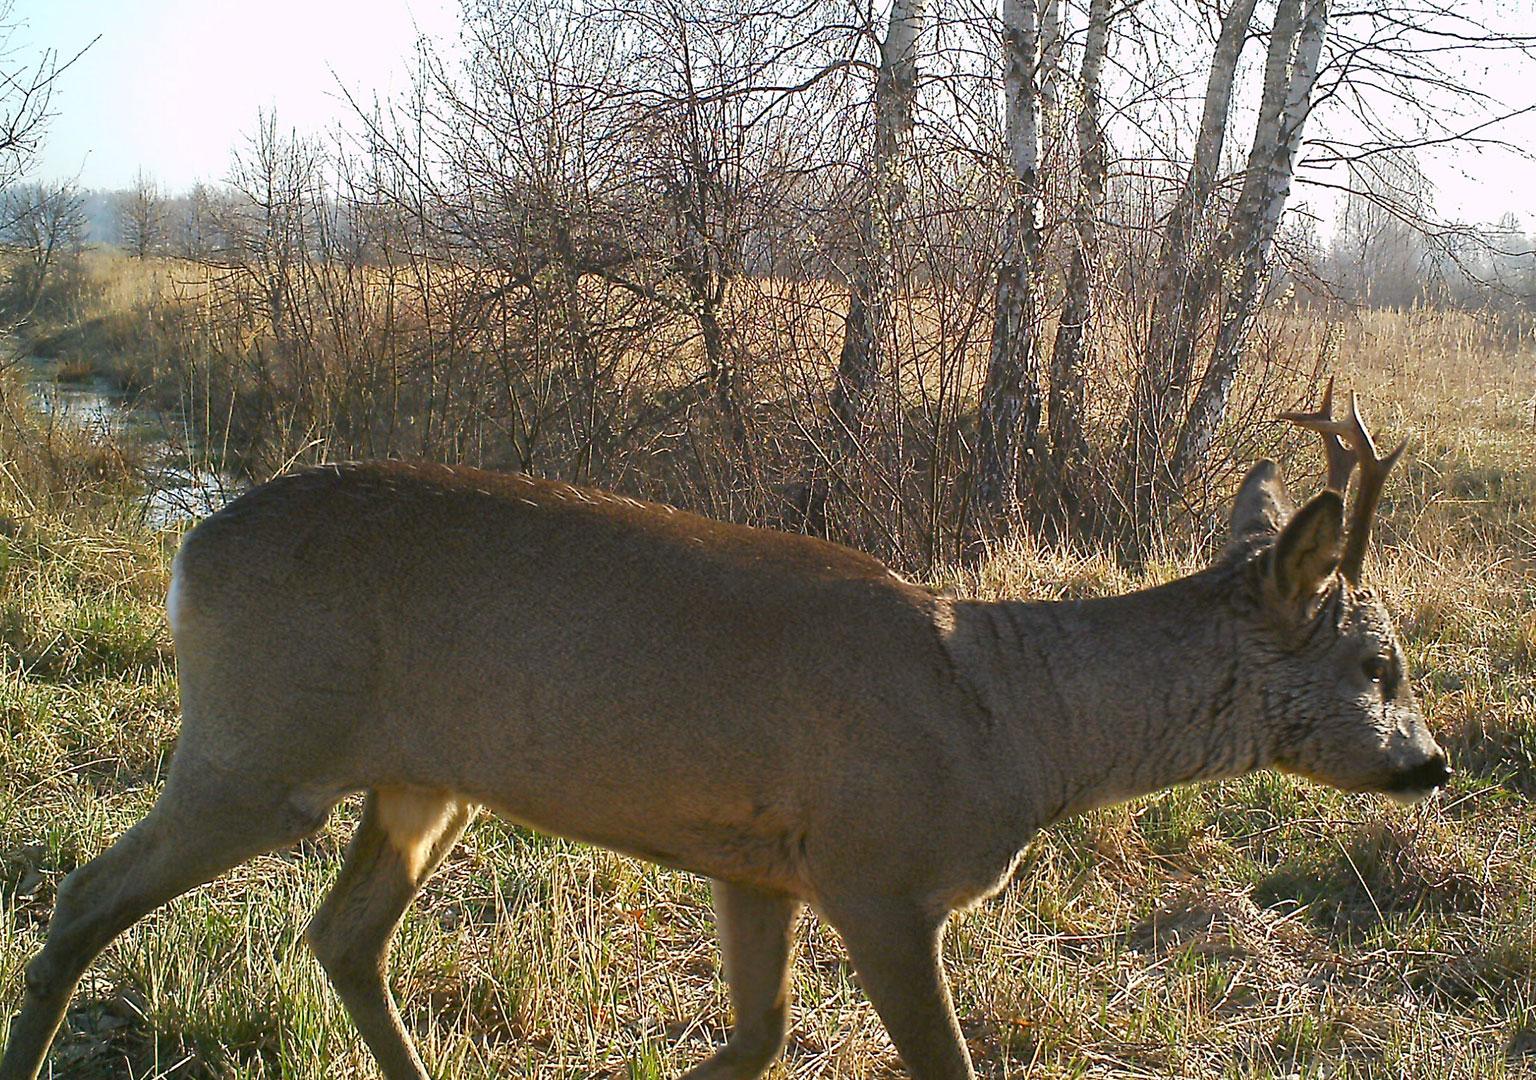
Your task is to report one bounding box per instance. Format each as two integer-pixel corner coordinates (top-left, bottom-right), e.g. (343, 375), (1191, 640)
(43, 161), (1536, 317)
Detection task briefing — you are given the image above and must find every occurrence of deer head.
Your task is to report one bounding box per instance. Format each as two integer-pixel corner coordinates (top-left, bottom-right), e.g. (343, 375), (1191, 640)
(1227, 383), (1448, 801)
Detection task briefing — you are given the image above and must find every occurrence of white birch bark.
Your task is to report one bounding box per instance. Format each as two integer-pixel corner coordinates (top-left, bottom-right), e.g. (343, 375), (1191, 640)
(976, 0), (1043, 519)
(805, 0), (926, 531)
(1230, 0), (1304, 232)
(830, 0), (927, 441)
(1173, 0), (1330, 481)
(1039, 0), (1066, 156)
(1184, 0), (1263, 226)
(1123, 0), (1258, 533)
(1150, 0), (1259, 360)
(1048, 0), (1111, 485)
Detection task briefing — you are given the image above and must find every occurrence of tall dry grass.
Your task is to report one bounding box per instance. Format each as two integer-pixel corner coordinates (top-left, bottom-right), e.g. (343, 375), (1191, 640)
(12, 247), (1342, 572)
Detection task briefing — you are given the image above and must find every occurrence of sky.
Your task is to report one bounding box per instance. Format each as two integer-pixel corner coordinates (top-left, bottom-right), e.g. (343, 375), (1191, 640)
(18, 0), (460, 190)
(11, 0), (1536, 230)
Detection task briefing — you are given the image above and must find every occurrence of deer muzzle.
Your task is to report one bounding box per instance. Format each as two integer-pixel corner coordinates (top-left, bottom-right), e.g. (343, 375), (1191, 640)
(1382, 749), (1452, 802)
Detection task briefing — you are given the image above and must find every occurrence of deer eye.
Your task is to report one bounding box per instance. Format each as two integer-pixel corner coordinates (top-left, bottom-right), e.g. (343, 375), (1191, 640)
(1362, 655), (1394, 690)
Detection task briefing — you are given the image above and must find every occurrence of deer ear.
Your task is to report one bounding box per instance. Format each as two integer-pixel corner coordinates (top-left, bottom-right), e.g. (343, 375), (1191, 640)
(1268, 490), (1345, 612)
(1230, 460), (1293, 542)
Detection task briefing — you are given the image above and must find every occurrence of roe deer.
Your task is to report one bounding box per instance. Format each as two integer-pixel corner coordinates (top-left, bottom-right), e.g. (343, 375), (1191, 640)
(1, 388), (1448, 1080)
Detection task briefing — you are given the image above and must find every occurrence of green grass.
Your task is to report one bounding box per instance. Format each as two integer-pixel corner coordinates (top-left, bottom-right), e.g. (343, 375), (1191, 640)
(2, 308), (1535, 1076)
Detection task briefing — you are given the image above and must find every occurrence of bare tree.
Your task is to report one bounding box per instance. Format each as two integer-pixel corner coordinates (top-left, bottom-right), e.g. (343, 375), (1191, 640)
(1329, 152), (1433, 307)
(1172, 0), (1330, 485)
(117, 168), (165, 258)
(829, 0), (921, 482)
(220, 114), (321, 354)
(1043, 0), (1112, 529)
(1, 180), (86, 320)
(0, 4), (94, 191)
(596, 0), (769, 467)
(1118, 0), (1258, 537)
(174, 181), (218, 260)
(792, 0), (927, 533)
(0, 4), (93, 349)
(973, 0), (1044, 525)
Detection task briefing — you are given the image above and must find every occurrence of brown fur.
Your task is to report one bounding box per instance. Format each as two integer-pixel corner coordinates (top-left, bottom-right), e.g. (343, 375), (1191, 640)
(0, 459), (1447, 1080)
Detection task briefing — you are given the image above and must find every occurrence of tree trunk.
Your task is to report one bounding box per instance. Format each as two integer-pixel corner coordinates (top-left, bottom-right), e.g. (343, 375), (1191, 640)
(700, 294), (747, 454)
(1046, 0), (1111, 530)
(799, 0), (926, 532)
(1173, 0), (1329, 481)
(975, 0), (1043, 524)
(1038, 0), (1066, 152)
(1120, 0), (1257, 540)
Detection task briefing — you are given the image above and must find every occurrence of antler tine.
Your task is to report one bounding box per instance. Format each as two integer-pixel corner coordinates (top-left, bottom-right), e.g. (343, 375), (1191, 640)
(1335, 391), (1407, 584)
(1279, 377), (1358, 492)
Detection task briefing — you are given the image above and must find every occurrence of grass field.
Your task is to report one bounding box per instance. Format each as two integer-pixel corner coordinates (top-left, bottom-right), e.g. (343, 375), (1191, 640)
(1, 305), (1534, 1078)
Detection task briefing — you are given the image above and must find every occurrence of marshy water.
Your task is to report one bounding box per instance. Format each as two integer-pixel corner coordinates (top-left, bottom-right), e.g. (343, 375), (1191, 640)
(24, 360), (242, 527)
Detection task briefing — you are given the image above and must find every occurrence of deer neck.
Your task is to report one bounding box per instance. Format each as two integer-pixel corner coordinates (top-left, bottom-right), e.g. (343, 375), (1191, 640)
(945, 566), (1264, 830)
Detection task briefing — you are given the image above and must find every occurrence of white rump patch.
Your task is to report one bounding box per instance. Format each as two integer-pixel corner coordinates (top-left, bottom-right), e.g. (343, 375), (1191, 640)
(165, 546), (189, 637)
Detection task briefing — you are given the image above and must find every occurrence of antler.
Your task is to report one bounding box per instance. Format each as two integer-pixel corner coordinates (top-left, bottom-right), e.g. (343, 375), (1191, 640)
(1280, 383), (1406, 583)
(1279, 377), (1357, 493)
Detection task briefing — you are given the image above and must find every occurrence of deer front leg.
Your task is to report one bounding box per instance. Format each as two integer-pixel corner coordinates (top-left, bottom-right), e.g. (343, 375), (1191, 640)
(822, 896), (973, 1080)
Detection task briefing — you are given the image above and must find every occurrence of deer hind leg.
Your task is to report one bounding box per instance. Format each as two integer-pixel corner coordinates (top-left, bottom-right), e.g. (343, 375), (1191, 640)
(821, 897), (974, 1080)
(305, 787), (473, 1080)
(681, 881), (803, 1080)
(0, 766), (333, 1080)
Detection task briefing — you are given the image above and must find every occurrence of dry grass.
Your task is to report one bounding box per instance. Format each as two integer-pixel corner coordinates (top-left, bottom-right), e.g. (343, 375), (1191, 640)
(2, 306), (1534, 1077)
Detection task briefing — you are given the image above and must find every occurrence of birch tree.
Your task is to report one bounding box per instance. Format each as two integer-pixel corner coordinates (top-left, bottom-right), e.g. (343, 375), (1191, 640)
(802, 0), (927, 531)
(1037, 0), (1066, 156)
(1044, 0), (1111, 523)
(1172, 0), (1328, 482)
(1122, 0), (1257, 531)
(973, 0), (1042, 521)
(118, 169), (166, 259)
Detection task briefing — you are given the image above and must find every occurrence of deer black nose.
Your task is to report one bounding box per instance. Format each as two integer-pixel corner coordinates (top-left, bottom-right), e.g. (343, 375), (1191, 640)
(1387, 752), (1452, 794)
